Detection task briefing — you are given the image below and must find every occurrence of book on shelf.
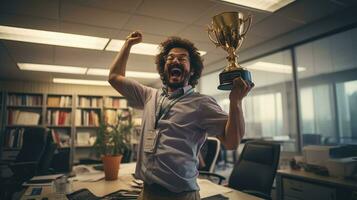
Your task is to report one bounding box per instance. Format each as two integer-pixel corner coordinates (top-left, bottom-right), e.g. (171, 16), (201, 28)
(75, 109), (99, 126)
(78, 97), (103, 107)
(7, 110), (41, 125)
(76, 131), (97, 147)
(4, 128), (24, 148)
(77, 132), (91, 146)
(104, 97), (127, 108)
(104, 109), (128, 125)
(50, 129), (70, 148)
(47, 110), (71, 126)
(7, 94), (42, 106)
(47, 96), (71, 107)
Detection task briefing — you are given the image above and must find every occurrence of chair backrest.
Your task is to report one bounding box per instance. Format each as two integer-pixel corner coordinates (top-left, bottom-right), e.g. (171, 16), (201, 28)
(38, 131), (57, 174)
(15, 127), (48, 163)
(228, 140), (280, 196)
(199, 137), (221, 173)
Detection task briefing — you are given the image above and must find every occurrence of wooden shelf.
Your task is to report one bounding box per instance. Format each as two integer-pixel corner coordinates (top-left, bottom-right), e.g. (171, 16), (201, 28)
(7, 105), (42, 109)
(75, 145), (93, 148)
(47, 125), (72, 128)
(47, 106), (72, 109)
(77, 107), (101, 110)
(103, 107), (128, 110)
(76, 126), (99, 128)
(6, 125), (43, 128)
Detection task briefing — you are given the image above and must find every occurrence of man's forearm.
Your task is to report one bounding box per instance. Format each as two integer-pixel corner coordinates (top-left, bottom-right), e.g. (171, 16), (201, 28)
(108, 42), (131, 80)
(221, 100), (245, 150)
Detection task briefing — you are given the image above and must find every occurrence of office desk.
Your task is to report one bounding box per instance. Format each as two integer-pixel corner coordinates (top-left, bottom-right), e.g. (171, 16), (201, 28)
(276, 168), (357, 200)
(21, 164), (262, 200)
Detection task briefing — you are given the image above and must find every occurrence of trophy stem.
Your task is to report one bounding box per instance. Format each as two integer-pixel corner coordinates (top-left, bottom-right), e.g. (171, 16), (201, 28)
(224, 49), (240, 72)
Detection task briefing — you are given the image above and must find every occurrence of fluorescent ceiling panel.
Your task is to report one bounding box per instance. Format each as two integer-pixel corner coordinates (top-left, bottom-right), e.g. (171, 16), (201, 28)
(0, 25), (109, 50)
(87, 68), (159, 79)
(18, 63), (87, 74)
(106, 39), (207, 56)
(53, 78), (110, 86)
(220, 0), (295, 12)
(246, 61), (306, 74)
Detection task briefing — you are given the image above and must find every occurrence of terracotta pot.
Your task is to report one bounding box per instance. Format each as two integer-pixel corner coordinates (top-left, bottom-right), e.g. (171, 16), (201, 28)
(102, 154), (123, 180)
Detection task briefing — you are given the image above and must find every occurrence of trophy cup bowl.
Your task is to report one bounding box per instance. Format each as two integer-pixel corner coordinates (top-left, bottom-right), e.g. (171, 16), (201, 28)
(208, 12), (253, 90)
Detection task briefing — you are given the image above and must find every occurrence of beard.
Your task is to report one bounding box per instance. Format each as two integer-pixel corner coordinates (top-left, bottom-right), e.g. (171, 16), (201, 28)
(163, 63), (191, 90)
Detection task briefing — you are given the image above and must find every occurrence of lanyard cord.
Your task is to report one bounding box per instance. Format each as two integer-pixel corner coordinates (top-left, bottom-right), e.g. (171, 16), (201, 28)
(154, 88), (194, 128)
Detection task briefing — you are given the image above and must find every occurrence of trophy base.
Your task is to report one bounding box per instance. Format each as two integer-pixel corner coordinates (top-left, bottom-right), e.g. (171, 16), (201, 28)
(218, 68), (253, 90)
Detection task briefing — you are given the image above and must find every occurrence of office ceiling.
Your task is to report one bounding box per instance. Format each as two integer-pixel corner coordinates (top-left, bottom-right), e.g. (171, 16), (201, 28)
(0, 0), (356, 87)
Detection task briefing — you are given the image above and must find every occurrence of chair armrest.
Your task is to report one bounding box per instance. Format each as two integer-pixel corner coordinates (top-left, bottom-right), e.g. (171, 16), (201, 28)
(199, 171), (226, 185)
(242, 190), (271, 200)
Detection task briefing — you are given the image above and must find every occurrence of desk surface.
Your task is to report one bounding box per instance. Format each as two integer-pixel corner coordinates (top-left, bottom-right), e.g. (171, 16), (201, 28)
(277, 168), (357, 189)
(21, 164), (262, 200)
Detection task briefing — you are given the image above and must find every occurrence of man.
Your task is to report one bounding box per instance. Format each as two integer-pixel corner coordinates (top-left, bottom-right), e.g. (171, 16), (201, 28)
(108, 31), (252, 200)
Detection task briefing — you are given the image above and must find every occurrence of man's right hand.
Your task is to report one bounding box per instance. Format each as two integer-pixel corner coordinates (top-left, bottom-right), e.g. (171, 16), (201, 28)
(126, 31), (142, 46)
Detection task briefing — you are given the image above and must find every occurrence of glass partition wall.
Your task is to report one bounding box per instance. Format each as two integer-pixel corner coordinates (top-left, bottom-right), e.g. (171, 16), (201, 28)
(200, 50), (298, 152)
(295, 27), (357, 147)
(199, 26), (357, 152)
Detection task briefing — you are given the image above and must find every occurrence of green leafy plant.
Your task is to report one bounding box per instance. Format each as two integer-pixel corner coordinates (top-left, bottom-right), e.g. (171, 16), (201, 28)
(94, 112), (133, 156)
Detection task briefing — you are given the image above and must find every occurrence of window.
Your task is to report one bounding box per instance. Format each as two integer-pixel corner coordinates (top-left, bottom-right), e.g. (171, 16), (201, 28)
(336, 80), (357, 144)
(200, 50), (298, 151)
(295, 27), (357, 146)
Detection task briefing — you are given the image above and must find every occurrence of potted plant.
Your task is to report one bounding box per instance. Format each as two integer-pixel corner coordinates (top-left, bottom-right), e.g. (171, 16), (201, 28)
(94, 112), (133, 180)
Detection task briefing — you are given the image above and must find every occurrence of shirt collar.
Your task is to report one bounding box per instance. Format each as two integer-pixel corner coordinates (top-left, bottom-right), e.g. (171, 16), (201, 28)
(162, 85), (193, 99)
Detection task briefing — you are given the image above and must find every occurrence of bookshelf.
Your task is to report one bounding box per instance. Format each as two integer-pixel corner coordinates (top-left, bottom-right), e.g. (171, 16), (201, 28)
(74, 95), (103, 162)
(1, 92), (45, 161)
(0, 92), (132, 167)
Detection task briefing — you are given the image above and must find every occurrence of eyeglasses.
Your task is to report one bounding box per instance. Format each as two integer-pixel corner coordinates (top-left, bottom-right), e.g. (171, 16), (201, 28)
(165, 55), (190, 63)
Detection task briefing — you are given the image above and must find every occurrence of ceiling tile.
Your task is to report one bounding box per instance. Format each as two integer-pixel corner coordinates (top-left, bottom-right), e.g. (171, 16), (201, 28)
(3, 41), (54, 64)
(0, 0), (59, 20)
(123, 15), (187, 36)
(60, 1), (131, 29)
(135, 0), (215, 23)
(178, 25), (211, 43)
(193, 3), (270, 27)
(275, 0), (345, 24)
(71, 0), (142, 12)
(251, 15), (304, 40)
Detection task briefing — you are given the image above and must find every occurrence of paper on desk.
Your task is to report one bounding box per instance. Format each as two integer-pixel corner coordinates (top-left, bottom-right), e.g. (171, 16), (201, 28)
(23, 174), (64, 186)
(71, 172), (104, 182)
(118, 162), (136, 176)
(198, 179), (232, 198)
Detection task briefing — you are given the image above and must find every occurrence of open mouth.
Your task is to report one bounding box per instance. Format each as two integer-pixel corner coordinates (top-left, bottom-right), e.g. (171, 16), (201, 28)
(170, 67), (183, 78)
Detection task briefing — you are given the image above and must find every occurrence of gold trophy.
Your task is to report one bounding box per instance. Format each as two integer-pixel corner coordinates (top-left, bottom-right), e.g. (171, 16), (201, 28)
(208, 12), (253, 90)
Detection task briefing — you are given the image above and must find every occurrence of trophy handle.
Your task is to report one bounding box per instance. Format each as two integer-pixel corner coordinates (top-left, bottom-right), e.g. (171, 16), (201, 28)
(241, 15), (252, 38)
(207, 25), (220, 47)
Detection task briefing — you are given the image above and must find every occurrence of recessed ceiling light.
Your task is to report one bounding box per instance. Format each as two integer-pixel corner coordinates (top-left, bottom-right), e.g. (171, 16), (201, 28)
(86, 68), (159, 79)
(0, 25), (109, 50)
(105, 39), (207, 56)
(105, 39), (158, 55)
(245, 61), (306, 74)
(220, 0), (295, 12)
(53, 78), (110, 86)
(18, 63), (87, 74)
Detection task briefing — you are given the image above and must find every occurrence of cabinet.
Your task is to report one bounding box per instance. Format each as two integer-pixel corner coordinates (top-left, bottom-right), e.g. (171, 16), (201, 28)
(0, 92), (132, 169)
(277, 169), (357, 200)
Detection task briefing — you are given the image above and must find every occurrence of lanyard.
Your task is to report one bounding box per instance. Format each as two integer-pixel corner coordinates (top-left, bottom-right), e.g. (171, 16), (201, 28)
(154, 88), (194, 128)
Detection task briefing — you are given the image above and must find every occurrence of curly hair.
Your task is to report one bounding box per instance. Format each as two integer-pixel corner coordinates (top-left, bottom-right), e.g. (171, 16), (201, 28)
(155, 37), (204, 88)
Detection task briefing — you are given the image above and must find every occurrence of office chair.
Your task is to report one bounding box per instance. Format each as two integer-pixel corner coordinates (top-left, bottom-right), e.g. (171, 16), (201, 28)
(200, 140), (281, 200)
(198, 137), (221, 173)
(0, 127), (55, 199)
